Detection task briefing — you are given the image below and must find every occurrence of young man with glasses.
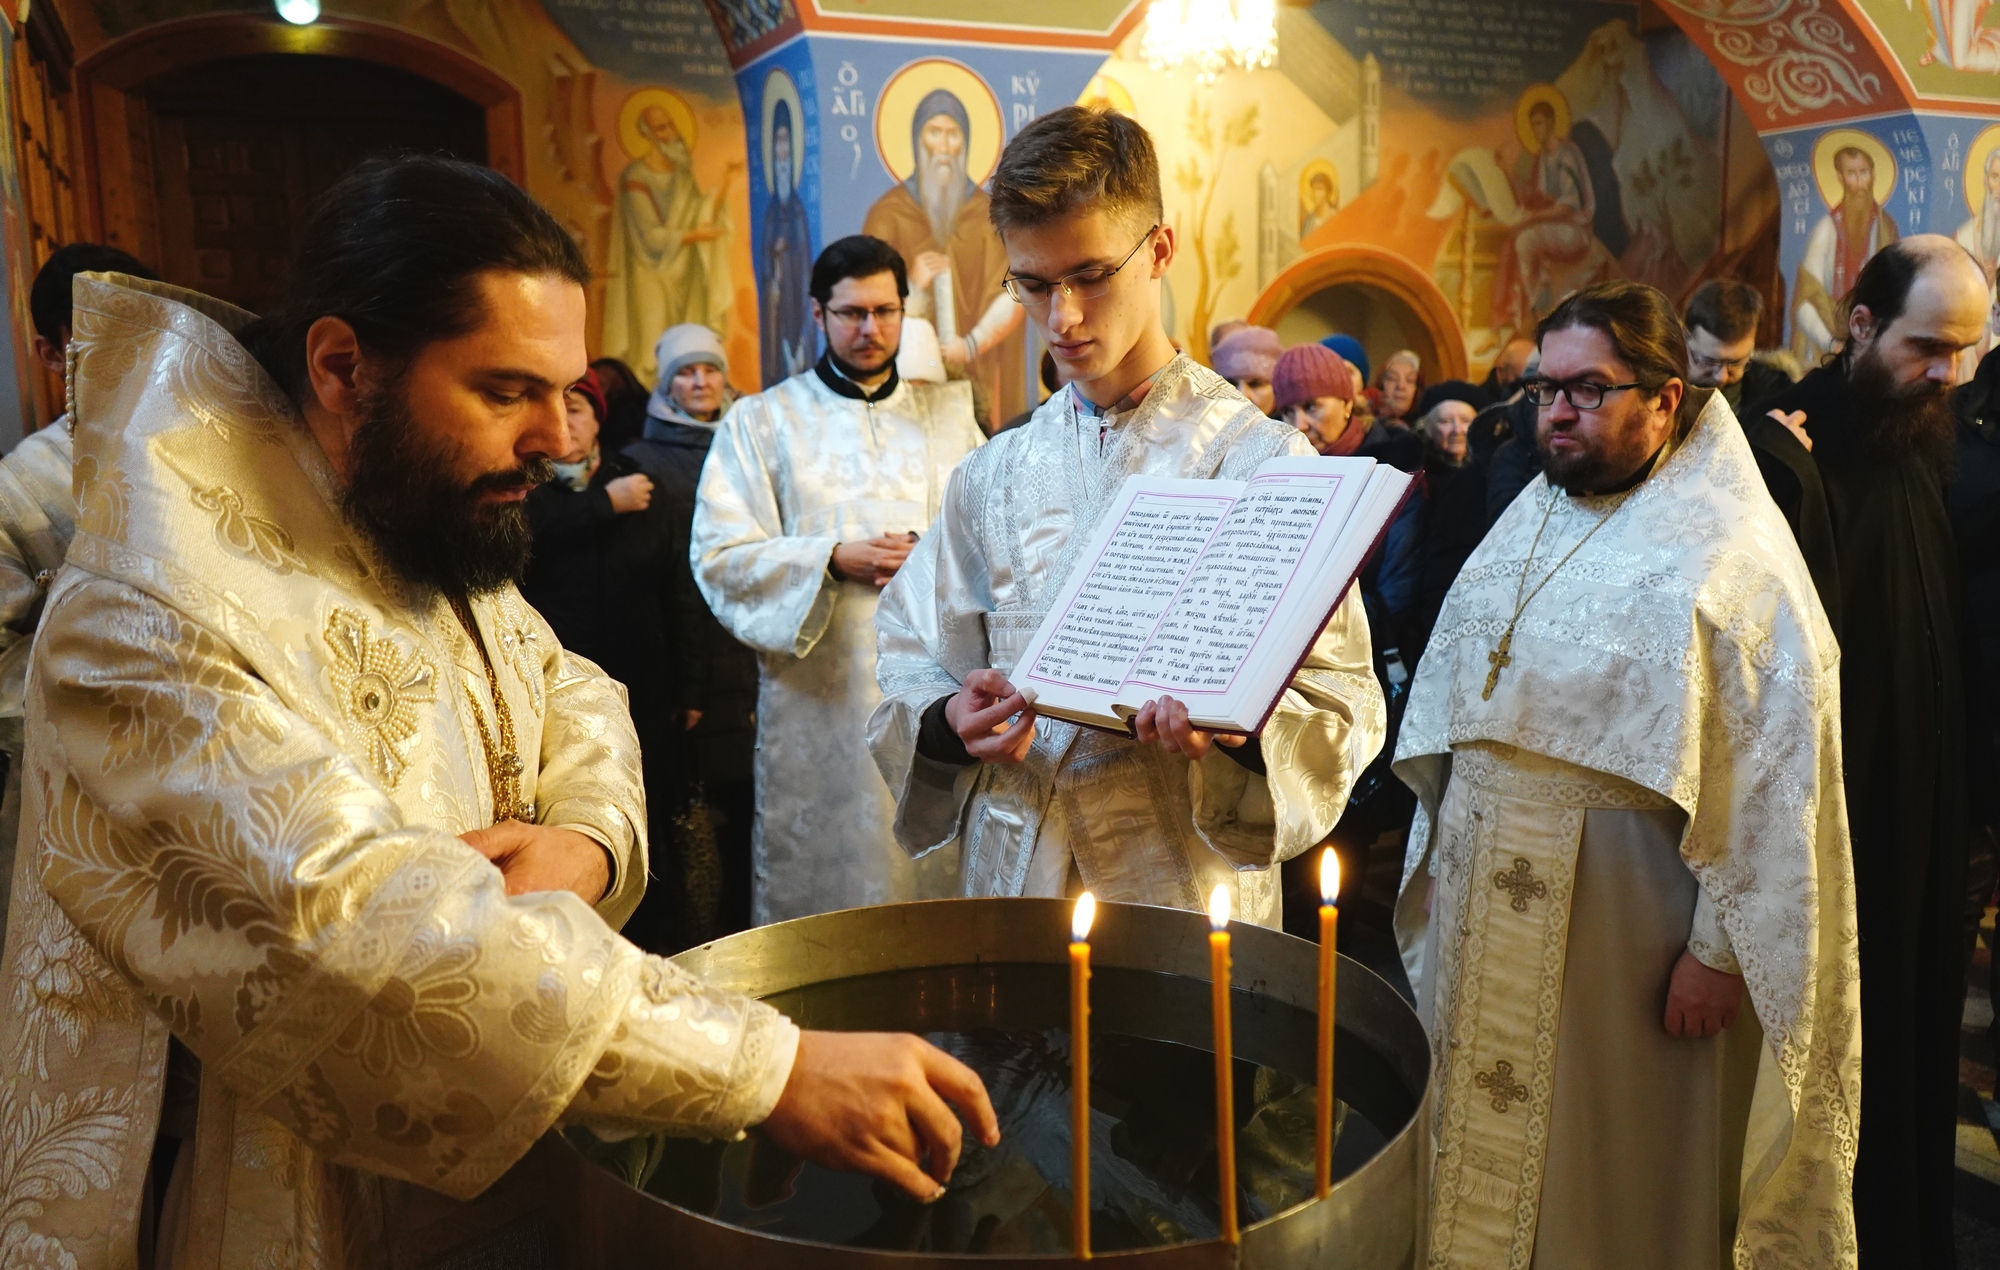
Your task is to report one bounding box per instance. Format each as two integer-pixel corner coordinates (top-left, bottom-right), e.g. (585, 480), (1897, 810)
(1681, 278), (1790, 416)
(692, 234), (983, 924)
(867, 107), (1384, 930)
(1392, 279), (1856, 1268)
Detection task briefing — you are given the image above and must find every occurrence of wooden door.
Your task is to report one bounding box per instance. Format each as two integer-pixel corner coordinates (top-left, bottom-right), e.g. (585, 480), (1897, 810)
(147, 54), (485, 316)
(12, 6), (80, 427)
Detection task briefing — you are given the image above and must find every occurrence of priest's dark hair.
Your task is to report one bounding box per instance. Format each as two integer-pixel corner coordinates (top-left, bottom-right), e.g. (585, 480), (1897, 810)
(1683, 278), (1764, 345)
(242, 154), (590, 403)
(810, 235), (908, 305)
(1837, 237), (1974, 359)
(1535, 281), (1688, 394)
(989, 105), (1163, 234)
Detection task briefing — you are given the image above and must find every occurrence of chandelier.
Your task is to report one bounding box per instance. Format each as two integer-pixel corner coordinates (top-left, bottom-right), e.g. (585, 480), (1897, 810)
(1138, 0), (1278, 82)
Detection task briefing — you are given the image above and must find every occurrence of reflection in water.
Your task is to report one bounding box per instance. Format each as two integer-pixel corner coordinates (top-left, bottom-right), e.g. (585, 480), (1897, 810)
(578, 1023), (1381, 1255)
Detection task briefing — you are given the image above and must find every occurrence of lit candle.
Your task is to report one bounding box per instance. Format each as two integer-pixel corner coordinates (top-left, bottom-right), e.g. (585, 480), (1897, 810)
(1207, 883), (1239, 1244)
(1071, 891), (1096, 1260)
(1316, 848), (1340, 1199)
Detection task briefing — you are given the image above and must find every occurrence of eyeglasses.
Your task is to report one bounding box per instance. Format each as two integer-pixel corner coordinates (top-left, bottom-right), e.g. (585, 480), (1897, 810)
(824, 304), (904, 327)
(1687, 352), (1750, 375)
(1524, 378), (1647, 410)
(1002, 224), (1160, 308)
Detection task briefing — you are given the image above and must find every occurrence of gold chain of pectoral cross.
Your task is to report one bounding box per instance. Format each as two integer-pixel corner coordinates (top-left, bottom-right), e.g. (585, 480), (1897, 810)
(1482, 491), (1628, 701)
(449, 594), (532, 822)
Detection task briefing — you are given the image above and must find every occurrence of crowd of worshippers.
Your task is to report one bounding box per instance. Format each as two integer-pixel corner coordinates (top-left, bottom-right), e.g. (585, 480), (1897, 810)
(0, 102), (1991, 1268)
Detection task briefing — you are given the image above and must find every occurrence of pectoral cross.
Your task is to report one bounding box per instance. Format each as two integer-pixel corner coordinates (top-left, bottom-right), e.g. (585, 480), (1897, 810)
(1482, 627), (1514, 700)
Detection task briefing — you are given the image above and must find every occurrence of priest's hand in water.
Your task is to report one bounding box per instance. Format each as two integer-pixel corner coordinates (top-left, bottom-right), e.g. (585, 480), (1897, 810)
(830, 534), (918, 587)
(945, 668), (1038, 762)
(1662, 948), (1745, 1039)
(1131, 695), (1247, 761)
(461, 822), (611, 904)
(759, 1031), (1001, 1203)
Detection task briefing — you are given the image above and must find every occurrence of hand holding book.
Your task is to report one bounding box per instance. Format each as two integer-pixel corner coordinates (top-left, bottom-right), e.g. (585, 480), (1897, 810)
(941, 668), (1039, 762)
(937, 672), (1247, 763)
(1129, 695), (1249, 760)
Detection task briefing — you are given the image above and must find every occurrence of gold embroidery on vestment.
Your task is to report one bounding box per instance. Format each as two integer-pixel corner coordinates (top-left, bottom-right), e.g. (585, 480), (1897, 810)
(1493, 857), (1548, 913)
(324, 608), (437, 788)
(1473, 1059), (1529, 1113)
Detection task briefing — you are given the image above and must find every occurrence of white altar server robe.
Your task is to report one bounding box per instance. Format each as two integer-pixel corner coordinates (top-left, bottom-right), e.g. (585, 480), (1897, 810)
(868, 355), (1385, 927)
(692, 368), (983, 923)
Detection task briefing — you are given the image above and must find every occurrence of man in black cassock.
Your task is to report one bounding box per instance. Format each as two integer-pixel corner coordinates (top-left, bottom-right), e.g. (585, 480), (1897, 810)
(1746, 235), (1992, 1269)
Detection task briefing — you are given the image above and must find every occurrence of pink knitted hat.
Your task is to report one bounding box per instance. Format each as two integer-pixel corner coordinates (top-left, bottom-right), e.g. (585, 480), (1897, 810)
(1211, 325), (1282, 383)
(1272, 342), (1357, 413)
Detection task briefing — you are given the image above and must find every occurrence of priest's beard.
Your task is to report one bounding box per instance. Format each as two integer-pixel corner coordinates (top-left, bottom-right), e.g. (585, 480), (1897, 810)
(1539, 415), (1663, 496)
(341, 377), (553, 595)
(1846, 345), (1956, 468)
(918, 148), (967, 247)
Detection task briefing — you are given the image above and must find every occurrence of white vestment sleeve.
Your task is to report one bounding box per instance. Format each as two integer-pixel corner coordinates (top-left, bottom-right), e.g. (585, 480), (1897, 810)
(1686, 884), (1741, 974)
(31, 578), (797, 1200)
(868, 464), (991, 857)
(691, 395), (841, 658)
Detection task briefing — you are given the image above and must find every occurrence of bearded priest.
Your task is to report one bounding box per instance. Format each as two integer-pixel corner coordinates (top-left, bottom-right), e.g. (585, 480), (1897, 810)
(1747, 237), (1992, 1268)
(1392, 281), (1859, 1268)
(0, 156), (996, 1268)
(868, 106), (1385, 925)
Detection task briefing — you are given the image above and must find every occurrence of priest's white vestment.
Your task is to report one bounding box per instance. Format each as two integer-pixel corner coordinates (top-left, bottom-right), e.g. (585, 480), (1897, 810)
(0, 275), (800, 1269)
(692, 367), (983, 923)
(0, 417), (75, 942)
(869, 356), (1385, 926)
(1393, 388), (1860, 1268)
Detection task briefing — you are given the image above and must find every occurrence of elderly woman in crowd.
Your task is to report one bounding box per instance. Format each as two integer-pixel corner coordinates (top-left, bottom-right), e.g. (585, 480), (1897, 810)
(1361, 379), (1488, 668)
(1212, 324), (1283, 417)
(1368, 348), (1424, 438)
(624, 323), (760, 946)
(522, 372), (703, 954)
(1273, 341), (1363, 455)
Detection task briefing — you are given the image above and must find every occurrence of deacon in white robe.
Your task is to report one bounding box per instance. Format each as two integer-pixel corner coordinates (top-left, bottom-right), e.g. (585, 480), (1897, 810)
(869, 355), (1385, 925)
(692, 358), (983, 923)
(1394, 366), (1860, 1260)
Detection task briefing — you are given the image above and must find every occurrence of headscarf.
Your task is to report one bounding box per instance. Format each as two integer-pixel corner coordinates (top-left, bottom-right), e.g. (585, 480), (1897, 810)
(569, 368), (607, 422)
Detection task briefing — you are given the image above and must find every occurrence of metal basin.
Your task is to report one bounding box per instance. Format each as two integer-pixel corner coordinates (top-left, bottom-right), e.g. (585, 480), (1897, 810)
(545, 897), (1430, 1267)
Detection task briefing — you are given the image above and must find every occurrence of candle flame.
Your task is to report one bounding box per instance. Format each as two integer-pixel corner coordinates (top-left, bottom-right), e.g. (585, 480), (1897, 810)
(1207, 883), (1232, 930)
(1072, 891), (1097, 943)
(1319, 848), (1340, 905)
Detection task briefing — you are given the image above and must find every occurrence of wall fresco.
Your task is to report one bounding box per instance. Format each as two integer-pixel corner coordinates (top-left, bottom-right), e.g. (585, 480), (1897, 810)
(1080, 2), (1762, 382)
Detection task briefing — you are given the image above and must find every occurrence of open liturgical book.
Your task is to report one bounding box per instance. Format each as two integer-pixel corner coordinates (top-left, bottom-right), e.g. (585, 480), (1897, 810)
(1012, 456), (1414, 736)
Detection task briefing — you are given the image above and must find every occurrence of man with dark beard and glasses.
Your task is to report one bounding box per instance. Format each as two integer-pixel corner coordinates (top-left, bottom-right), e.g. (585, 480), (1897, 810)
(1748, 234), (1992, 1269)
(0, 156), (997, 1266)
(1395, 281), (1856, 1268)
(693, 234), (983, 924)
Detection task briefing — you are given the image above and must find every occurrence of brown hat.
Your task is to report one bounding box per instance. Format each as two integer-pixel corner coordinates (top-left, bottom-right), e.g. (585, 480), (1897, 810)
(1272, 343), (1356, 414)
